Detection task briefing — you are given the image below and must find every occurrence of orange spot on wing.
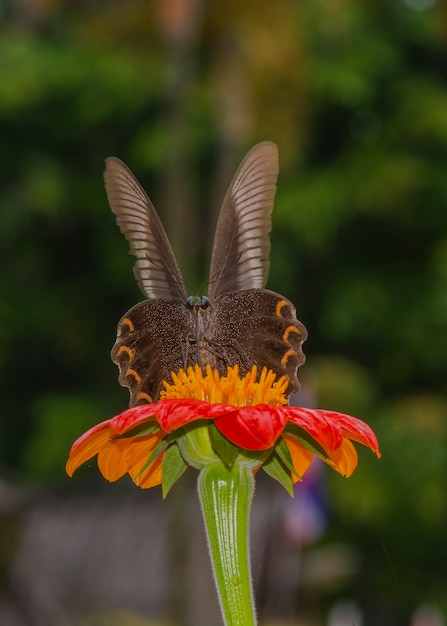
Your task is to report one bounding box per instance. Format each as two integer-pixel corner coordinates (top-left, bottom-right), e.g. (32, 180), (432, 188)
(121, 317), (135, 332)
(281, 348), (297, 366)
(126, 369), (141, 383)
(117, 345), (134, 360)
(275, 299), (289, 317)
(136, 392), (153, 404)
(283, 325), (300, 342)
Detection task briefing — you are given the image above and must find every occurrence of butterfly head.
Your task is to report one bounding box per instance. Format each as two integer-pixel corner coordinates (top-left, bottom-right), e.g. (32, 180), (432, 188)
(186, 295), (210, 310)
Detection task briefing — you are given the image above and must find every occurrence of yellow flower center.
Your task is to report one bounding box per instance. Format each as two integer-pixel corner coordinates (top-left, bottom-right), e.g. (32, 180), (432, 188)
(161, 364), (288, 407)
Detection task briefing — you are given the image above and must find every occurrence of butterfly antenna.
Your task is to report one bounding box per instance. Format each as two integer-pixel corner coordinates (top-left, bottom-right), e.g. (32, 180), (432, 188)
(207, 250), (243, 294)
(142, 252), (208, 299)
(195, 278), (210, 297)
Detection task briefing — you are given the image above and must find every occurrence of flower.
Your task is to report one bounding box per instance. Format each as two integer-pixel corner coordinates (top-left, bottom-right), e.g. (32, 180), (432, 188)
(66, 365), (380, 492)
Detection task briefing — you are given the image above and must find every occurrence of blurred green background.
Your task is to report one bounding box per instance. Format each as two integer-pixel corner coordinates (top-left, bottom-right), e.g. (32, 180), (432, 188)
(1, 0), (447, 625)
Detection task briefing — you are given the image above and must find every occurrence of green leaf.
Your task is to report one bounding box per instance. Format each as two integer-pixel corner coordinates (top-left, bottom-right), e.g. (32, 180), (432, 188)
(262, 451), (294, 497)
(275, 437), (300, 479)
(162, 443), (188, 498)
(135, 438), (170, 479)
(237, 447), (271, 469)
(209, 424), (240, 467)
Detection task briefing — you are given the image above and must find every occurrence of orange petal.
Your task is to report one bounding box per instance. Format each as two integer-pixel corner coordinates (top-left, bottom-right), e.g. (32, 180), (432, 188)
(66, 422), (112, 477)
(123, 437), (165, 488)
(326, 438), (359, 477)
(282, 434), (314, 483)
(124, 433), (164, 467)
(97, 439), (134, 482)
(124, 434), (165, 488)
(96, 433), (165, 487)
(131, 451), (164, 489)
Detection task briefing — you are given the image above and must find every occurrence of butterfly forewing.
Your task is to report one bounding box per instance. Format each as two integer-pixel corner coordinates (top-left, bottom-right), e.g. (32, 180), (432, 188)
(104, 157), (187, 300)
(209, 142), (279, 299)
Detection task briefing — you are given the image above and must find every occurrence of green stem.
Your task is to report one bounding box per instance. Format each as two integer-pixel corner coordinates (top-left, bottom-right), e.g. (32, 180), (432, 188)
(197, 462), (257, 626)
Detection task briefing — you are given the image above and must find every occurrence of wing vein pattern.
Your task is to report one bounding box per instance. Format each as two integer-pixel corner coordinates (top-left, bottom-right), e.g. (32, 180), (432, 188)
(209, 141), (279, 298)
(104, 157), (186, 300)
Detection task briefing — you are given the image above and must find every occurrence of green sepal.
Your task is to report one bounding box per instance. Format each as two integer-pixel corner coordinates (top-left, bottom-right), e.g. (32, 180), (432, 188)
(237, 447), (271, 469)
(262, 443), (295, 497)
(283, 422), (332, 462)
(176, 423), (214, 469)
(112, 421), (160, 440)
(135, 431), (180, 479)
(209, 423), (240, 467)
(275, 436), (300, 479)
(162, 443), (188, 498)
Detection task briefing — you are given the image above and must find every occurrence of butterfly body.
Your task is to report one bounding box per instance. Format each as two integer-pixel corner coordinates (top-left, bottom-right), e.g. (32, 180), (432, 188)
(105, 142), (307, 406)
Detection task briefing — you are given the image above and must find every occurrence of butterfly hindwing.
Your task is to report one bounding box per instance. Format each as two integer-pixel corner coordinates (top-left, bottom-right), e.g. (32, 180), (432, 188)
(111, 289), (307, 402)
(205, 289), (307, 395)
(111, 300), (191, 405)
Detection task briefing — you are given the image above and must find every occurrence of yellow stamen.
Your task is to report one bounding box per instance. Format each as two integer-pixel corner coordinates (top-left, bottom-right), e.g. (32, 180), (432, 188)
(161, 364), (288, 407)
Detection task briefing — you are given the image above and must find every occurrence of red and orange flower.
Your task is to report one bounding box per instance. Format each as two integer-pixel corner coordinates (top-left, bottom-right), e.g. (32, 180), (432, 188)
(66, 364), (380, 493)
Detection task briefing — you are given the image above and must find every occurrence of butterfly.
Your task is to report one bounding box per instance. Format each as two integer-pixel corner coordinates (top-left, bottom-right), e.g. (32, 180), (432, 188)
(104, 142), (307, 406)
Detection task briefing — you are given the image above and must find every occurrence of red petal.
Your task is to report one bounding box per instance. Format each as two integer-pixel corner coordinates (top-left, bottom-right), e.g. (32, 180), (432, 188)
(215, 404), (288, 450)
(321, 410), (381, 456)
(110, 399), (234, 434)
(110, 404), (160, 433)
(155, 399), (234, 432)
(281, 407), (344, 452)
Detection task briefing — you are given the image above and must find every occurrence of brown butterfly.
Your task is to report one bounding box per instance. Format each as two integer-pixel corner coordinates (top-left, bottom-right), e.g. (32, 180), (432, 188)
(104, 142), (307, 406)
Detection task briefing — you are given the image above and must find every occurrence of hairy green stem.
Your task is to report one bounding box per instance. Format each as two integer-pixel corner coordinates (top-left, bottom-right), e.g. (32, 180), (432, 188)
(197, 462), (257, 626)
